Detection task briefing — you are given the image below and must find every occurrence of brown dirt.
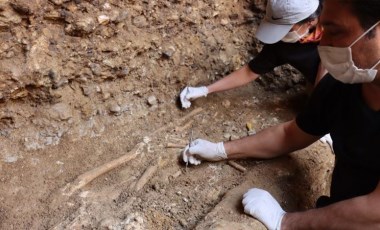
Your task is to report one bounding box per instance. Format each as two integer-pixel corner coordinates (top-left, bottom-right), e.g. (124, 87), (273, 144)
(0, 0), (334, 229)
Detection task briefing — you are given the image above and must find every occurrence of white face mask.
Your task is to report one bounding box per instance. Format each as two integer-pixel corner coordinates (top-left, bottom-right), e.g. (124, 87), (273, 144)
(318, 21), (380, 84)
(282, 25), (309, 43)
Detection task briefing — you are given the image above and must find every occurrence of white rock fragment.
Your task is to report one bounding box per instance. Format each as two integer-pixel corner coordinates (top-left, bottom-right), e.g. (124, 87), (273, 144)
(98, 15), (110, 25)
(79, 191), (90, 198)
(147, 96), (157, 106)
(4, 154), (18, 163)
(221, 18), (229, 25)
(109, 103), (121, 113)
(102, 2), (111, 10)
(143, 136), (151, 144)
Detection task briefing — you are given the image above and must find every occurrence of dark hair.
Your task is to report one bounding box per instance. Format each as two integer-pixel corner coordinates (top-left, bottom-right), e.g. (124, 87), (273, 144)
(340, 0), (380, 36)
(299, 0), (323, 24)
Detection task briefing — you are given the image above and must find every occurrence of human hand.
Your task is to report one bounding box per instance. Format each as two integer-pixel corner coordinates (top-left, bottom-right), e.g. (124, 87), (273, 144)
(182, 139), (227, 165)
(180, 86), (208, 109)
(242, 188), (286, 230)
(319, 133), (333, 150)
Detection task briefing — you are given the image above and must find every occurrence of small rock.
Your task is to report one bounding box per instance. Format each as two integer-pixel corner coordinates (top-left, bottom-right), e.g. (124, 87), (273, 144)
(162, 46), (176, 58)
(81, 85), (92, 96)
(132, 15), (148, 28)
(247, 130), (256, 136)
(147, 96), (157, 106)
(102, 2), (111, 10)
(162, 50), (174, 58)
(230, 134), (240, 140)
(221, 18), (229, 25)
(109, 103), (121, 113)
(43, 10), (64, 21)
(3, 154), (18, 163)
(98, 15), (110, 25)
(143, 136), (151, 144)
(103, 58), (119, 68)
(79, 191), (89, 198)
(89, 63), (102, 76)
(222, 99), (231, 108)
(49, 0), (71, 5)
(103, 92), (111, 100)
(223, 133), (231, 140)
(5, 51), (15, 58)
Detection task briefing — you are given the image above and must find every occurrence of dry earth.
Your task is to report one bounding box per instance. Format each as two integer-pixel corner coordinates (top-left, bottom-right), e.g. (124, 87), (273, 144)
(0, 0), (334, 229)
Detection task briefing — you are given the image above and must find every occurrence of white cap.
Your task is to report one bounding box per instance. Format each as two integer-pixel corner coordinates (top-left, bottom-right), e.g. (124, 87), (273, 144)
(256, 0), (319, 44)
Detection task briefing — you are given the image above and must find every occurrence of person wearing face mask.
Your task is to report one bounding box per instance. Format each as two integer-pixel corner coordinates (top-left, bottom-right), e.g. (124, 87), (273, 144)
(182, 0), (380, 229)
(180, 0), (325, 109)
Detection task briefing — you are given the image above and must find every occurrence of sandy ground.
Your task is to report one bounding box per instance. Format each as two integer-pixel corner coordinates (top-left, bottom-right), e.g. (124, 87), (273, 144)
(0, 83), (334, 229)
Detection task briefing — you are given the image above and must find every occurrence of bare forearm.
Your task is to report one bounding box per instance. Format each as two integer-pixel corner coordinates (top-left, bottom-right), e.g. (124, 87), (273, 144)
(207, 65), (258, 94)
(282, 193), (380, 230)
(225, 124), (290, 159)
(224, 120), (318, 159)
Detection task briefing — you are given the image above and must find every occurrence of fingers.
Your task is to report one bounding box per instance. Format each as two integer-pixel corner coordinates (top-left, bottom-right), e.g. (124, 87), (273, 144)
(242, 188), (286, 230)
(243, 188), (263, 199)
(242, 189), (260, 214)
(180, 86), (208, 108)
(242, 188), (270, 213)
(188, 155), (201, 165)
(182, 144), (201, 165)
(180, 87), (191, 109)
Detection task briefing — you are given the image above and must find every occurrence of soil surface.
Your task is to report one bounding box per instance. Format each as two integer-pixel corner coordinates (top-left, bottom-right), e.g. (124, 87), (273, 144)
(0, 0), (334, 229)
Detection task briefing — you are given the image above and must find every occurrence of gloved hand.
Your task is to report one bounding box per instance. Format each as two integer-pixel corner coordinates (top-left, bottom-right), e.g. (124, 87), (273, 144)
(182, 139), (227, 165)
(242, 188), (286, 230)
(180, 86), (209, 109)
(319, 133), (333, 150)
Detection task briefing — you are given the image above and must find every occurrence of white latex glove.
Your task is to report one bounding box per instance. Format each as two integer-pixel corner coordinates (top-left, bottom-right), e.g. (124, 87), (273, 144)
(182, 139), (227, 165)
(180, 86), (208, 109)
(319, 133), (333, 150)
(242, 188), (286, 230)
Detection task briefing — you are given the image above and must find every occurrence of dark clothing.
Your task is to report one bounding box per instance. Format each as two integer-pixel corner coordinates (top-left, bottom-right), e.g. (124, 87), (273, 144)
(296, 74), (380, 205)
(248, 41), (320, 83)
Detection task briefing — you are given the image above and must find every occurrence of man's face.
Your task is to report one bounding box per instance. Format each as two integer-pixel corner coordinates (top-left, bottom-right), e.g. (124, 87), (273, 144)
(320, 0), (380, 70)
